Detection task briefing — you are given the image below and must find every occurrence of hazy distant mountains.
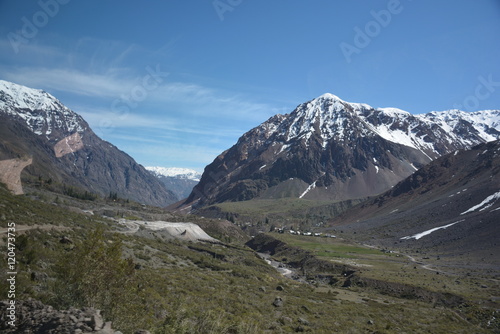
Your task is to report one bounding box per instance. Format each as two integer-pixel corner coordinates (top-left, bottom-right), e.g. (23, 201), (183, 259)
(146, 167), (201, 200)
(0, 80), (177, 206)
(183, 93), (500, 209)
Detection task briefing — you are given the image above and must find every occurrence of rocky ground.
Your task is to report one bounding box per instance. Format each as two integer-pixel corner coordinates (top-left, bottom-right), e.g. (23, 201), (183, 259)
(0, 299), (133, 334)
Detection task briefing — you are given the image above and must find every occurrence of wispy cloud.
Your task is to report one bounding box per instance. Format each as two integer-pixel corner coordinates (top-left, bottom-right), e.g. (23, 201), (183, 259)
(1, 65), (278, 123)
(0, 39), (284, 169)
(77, 106), (249, 138)
(0, 39), (64, 58)
(1, 66), (135, 98)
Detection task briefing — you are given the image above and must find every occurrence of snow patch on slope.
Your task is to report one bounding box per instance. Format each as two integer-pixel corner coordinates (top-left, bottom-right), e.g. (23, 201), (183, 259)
(299, 181), (317, 199)
(401, 220), (465, 240)
(460, 191), (500, 215)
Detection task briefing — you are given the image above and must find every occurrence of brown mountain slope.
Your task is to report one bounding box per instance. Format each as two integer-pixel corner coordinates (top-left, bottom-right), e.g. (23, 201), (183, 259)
(0, 81), (177, 206)
(331, 140), (500, 267)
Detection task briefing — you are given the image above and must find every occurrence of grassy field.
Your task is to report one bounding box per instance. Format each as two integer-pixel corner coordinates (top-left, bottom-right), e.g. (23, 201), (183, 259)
(270, 233), (500, 309)
(215, 197), (332, 216)
(273, 233), (384, 259)
(206, 197), (363, 230)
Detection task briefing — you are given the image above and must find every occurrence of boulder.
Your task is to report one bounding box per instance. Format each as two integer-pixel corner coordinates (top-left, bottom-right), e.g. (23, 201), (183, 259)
(273, 297), (284, 308)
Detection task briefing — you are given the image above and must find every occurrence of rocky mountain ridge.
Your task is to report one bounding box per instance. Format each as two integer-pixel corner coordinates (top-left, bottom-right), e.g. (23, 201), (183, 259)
(184, 94), (500, 209)
(0, 80), (177, 206)
(332, 140), (500, 266)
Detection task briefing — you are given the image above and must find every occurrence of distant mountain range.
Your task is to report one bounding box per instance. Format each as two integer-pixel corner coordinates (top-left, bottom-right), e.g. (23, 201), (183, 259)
(146, 167), (201, 200)
(146, 167), (201, 181)
(182, 93), (500, 210)
(0, 80), (177, 206)
(3, 80), (499, 214)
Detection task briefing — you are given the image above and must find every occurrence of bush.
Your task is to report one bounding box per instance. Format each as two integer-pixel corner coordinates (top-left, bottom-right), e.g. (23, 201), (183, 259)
(51, 228), (145, 330)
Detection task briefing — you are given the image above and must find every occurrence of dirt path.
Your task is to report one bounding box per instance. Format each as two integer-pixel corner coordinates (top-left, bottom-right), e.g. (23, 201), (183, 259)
(400, 253), (461, 276)
(0, 224), (69, 234)
(0, 224), (69, 246)
(362, 243), (458, 275)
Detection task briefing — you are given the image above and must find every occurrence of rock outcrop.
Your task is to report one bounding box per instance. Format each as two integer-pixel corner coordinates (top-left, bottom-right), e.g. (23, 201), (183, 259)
(0, 157), (32, 194)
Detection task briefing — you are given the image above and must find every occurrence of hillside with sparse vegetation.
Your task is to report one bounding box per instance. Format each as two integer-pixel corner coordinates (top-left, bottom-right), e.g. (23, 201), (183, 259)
(1, 182), (498, 333)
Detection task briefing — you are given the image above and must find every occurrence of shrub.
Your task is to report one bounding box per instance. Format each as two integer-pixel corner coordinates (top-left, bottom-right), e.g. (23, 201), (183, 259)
(51, 228), (142, 329)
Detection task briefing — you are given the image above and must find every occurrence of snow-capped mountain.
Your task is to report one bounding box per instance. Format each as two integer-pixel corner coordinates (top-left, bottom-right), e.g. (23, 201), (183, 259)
(0, 80), (87, 137)
(146, 167), (201, 181)
(146, 167), (201, 200)
(424, 109), (500, 144)
(0, 80), (177, 206)
(183, 93), (500, 209)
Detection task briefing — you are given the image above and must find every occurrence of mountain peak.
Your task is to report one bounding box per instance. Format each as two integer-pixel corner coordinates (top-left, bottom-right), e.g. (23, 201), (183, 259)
(376, 107), (411, 117)
(0, 80), (61, 111)
(316, 93), (345, 102)
(0, 80), (86, 137)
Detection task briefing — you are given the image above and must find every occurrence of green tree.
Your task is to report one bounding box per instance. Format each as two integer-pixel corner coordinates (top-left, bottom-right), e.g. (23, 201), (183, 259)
(52, 228), (136, 323)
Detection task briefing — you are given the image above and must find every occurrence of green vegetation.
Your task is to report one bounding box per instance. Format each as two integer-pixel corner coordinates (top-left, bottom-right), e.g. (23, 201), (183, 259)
(215, 198), (333, 216)
(62, 185), (98, 201)
(52, 228), (139, 328)
(204, 197), (364, 231)
(274, 233), (383, 259)
(0, 184), (498, 333)
(271, 233), (500, 303)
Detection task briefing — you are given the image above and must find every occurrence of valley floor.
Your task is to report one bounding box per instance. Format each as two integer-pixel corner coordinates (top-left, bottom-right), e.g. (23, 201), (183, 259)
(0, 186), (499, 333)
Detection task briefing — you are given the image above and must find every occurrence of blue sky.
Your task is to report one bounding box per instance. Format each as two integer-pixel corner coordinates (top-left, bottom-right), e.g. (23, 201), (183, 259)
(1, 0), (499, 172)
